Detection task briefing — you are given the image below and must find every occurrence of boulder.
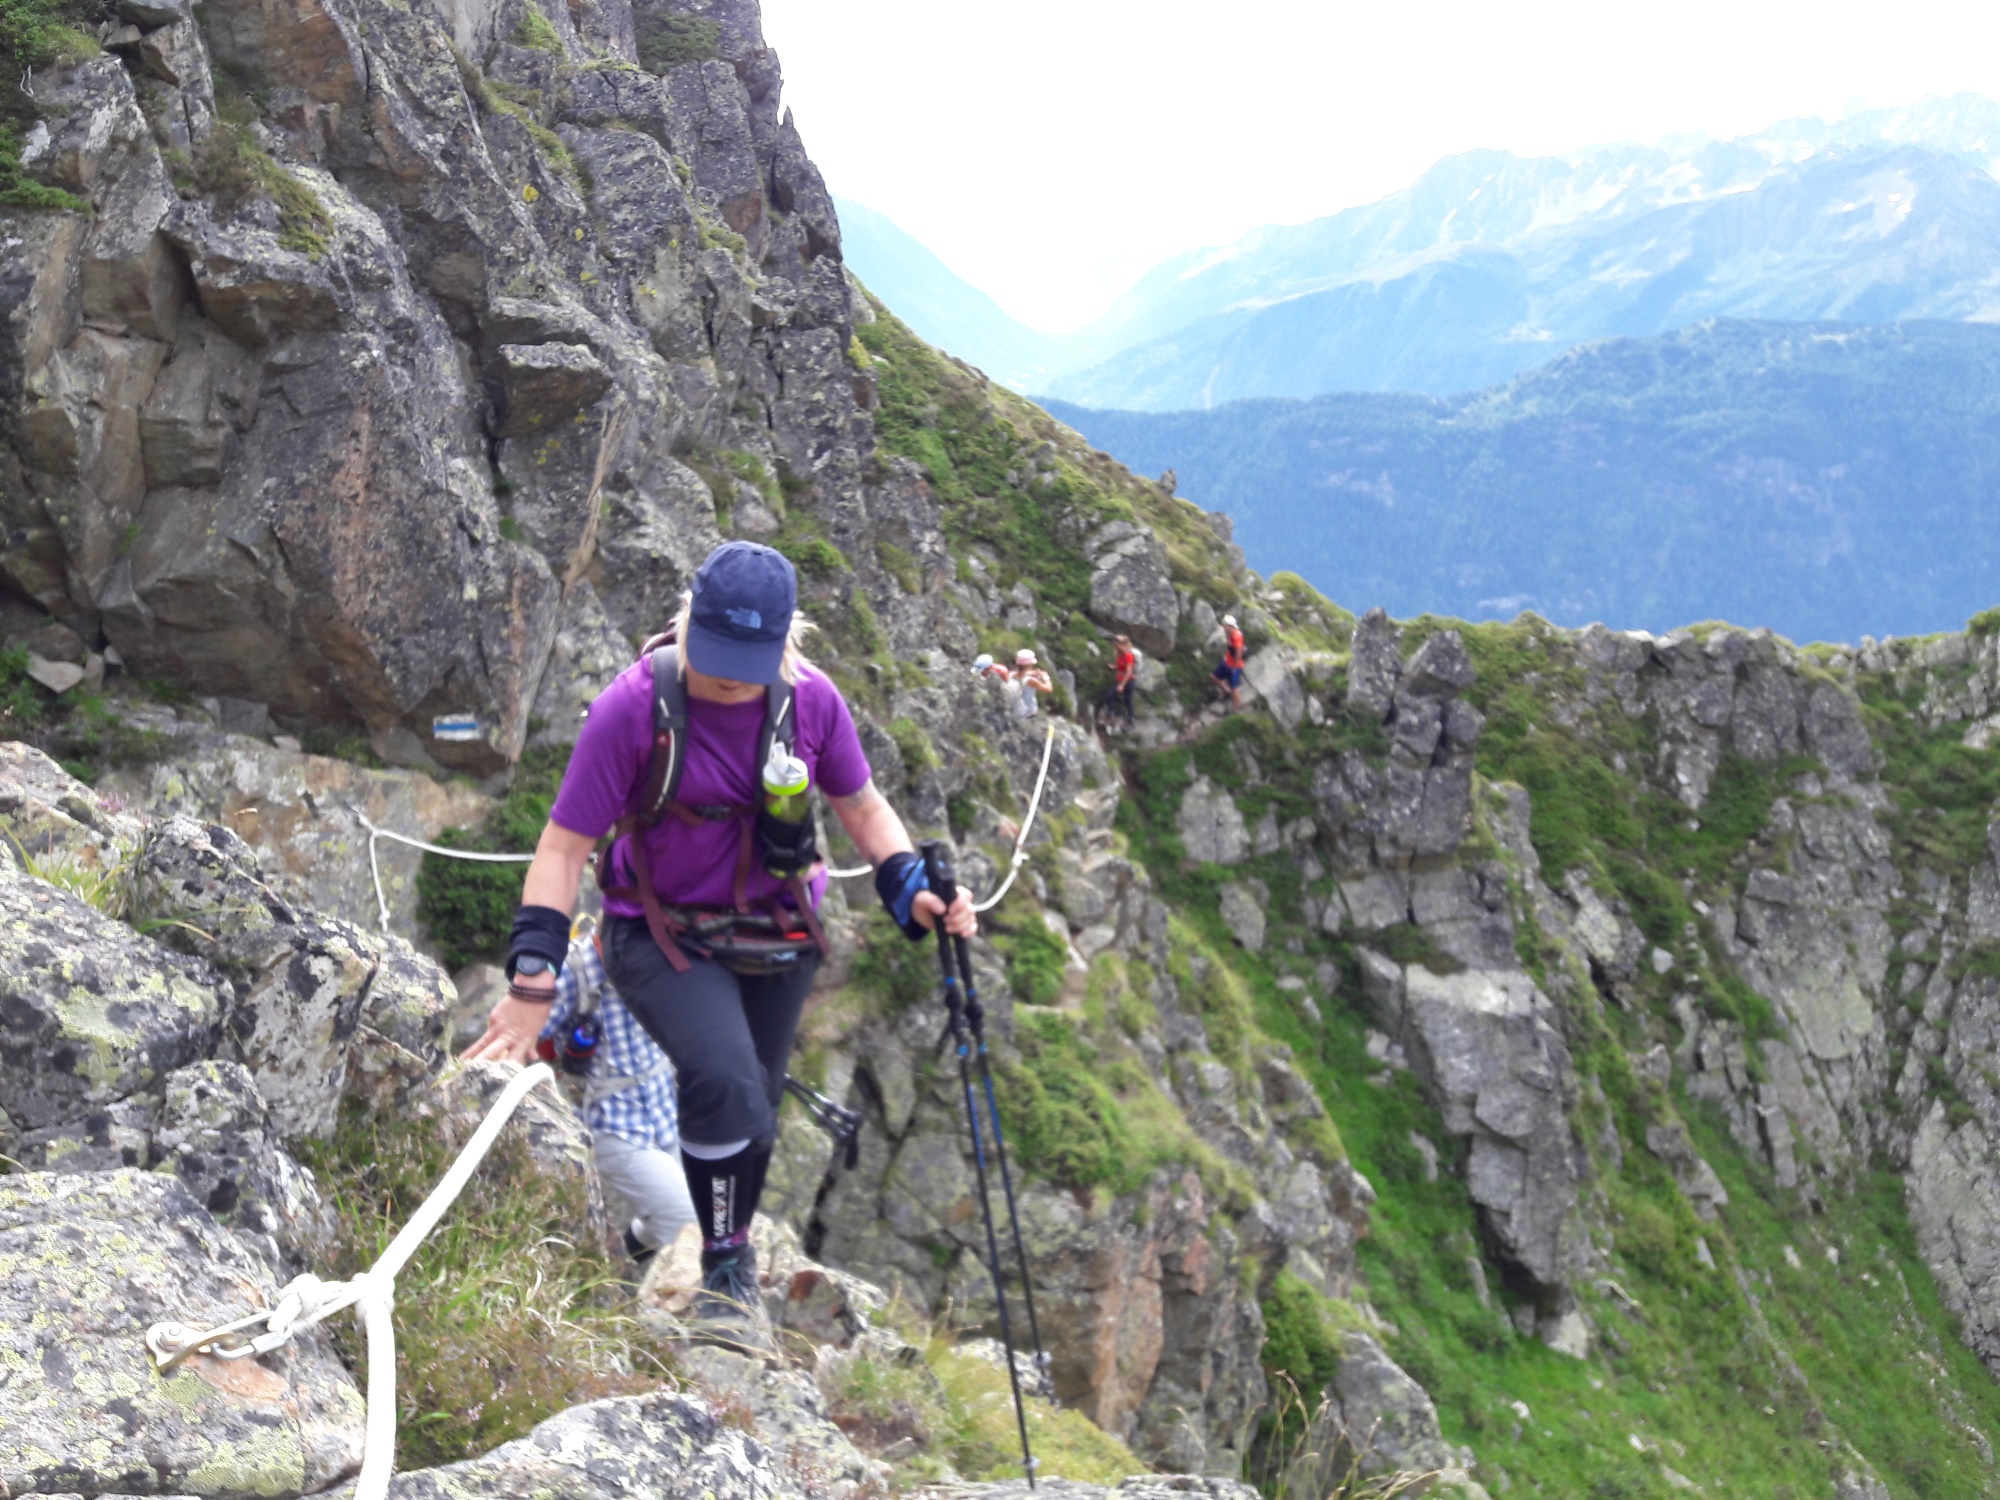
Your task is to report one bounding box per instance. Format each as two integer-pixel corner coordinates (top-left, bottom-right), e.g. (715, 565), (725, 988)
(495, 342), (615, 438)
(102, 721), (493, 940)
(1242, 646), (1305, 731)
(1218, 882), (1266, 952)
(1086, 520), (1178, 657)
(360, 1390), (805, 1500)
(1279, 1329), (1457, 1488)
(0, 1170), (364, 1498)
(0, 741), (145, 868)
(152, 1057), (332, 1267)
(1345, 608), (1401, 716)
(1395, 967), (1584, 1293)
(1177, 776), (1248, 867)
(0, 871), (222, 1134)
(136, 814), (454, 1134)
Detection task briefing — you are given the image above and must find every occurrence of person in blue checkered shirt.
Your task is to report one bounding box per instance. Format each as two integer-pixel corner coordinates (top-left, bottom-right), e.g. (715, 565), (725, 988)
(541, 924), (695, 1263)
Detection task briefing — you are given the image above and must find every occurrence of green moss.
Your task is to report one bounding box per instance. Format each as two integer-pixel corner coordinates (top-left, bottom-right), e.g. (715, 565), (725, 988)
(888, 716), (939, 788)
(510, 2), (562, 53)
(993, 911), (1067, 1006)
(774, 532), (849, 581)
(876, 540), (922, 594)
(994, 1007), (1225, 1200)
(1967, 606), (2000, 637)
(415, 746), (566, 968)
(720, 448), (782, 507)
(636, 13), (721, 72)
(1858, 676), (2000, 878)
(846, 910), (937, 1014)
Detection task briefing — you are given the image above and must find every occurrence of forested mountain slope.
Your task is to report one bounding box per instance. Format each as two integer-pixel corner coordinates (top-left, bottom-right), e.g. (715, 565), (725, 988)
(1048, 318), (2000, 646)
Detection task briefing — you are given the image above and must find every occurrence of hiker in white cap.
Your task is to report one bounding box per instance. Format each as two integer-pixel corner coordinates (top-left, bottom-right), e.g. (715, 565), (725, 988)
(1211, 613), (1246, 711)
(1008, 648), (1055, 720)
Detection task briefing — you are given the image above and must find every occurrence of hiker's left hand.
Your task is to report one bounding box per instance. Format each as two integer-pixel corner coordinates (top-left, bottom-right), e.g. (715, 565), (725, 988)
(912, 887), (978, 939)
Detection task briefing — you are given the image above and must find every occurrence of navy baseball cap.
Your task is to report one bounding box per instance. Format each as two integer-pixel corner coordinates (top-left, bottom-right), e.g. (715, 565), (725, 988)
(685, 541), (797, 684)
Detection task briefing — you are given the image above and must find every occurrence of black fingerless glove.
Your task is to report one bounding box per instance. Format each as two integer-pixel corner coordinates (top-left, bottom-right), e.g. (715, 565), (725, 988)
(874, 851), (930, 941)
(507, 904), (571, 980)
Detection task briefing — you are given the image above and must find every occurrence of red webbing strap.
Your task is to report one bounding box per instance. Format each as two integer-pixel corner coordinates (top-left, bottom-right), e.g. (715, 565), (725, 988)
(598, 818), (693, 974)
(787, 872), (832, 956)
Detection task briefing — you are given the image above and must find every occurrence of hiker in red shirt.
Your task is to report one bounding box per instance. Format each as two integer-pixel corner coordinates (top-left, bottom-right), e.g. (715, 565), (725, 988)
(1098, 633), (1139, 728)
(1212, 614), (1246, 710)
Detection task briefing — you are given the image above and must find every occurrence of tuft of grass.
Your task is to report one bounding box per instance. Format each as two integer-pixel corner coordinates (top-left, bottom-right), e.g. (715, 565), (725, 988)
(636, 13), (720, 72)
(776, 533), (849, 581)
(510, 2), (562, 53)
(193, 110), (333, 259)
(14, 837), (137, 920)
(927, 1338), (1141, 1484)
(1967, 605), (2000, 637)
(992, 911), (1067, 1006)
(298, 1096), (673, 1468)
(0, 0), (100, 211)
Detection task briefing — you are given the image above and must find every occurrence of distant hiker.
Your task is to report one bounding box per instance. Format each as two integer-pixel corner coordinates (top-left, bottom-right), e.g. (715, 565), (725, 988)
(971, 652), (1009, 682)
(1098, 633), (1139, 728)
(540, 920), (694, 1267)
(1212, 613), (1246, 710)
(1007, 648), (1055, 719)
(466, 540), (976, 1351)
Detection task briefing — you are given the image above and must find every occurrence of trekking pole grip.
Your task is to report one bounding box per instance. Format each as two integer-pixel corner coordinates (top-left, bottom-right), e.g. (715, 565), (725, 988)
(920, 839), (957, 908)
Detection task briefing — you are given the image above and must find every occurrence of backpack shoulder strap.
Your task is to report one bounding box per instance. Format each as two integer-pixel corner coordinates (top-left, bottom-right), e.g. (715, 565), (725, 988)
(755, 673), (797, 780)
(634, 645), (689, 827)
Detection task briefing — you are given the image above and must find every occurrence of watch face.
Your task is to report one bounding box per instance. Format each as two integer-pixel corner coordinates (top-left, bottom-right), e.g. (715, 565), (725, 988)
(516, 956), (550, 977)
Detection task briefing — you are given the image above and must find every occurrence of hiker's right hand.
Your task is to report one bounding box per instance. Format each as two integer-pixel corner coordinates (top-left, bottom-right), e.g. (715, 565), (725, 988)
(461, 983), (551, 1064)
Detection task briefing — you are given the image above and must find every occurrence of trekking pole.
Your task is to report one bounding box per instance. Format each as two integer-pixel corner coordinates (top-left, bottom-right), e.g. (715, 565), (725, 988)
(922, 840), (1037, 1488)
(948, 915), (1052, 1398)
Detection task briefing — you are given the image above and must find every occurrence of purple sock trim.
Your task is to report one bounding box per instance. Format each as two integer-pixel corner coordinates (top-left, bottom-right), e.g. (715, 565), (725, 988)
(704, 1226), (750, 1254)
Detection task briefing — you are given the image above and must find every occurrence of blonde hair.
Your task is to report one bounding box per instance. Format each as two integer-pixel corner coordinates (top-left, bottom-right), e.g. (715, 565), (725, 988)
(672, 594), (815, 684)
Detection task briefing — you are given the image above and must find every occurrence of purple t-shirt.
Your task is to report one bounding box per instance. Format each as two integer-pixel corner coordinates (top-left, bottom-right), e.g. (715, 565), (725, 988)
(551, 657), (872, 916)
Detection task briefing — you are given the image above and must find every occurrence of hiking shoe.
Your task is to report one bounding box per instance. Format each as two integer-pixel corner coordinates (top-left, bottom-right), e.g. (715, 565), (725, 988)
(687, 1242), (772, 1354)
(623, 1223), (658, 1267)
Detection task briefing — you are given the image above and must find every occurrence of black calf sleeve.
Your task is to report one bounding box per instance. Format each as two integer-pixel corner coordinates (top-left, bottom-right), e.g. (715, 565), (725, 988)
(683, 1141), (772, 1249)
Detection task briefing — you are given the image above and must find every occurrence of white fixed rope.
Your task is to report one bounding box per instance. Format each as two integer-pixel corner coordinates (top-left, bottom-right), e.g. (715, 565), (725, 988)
(348, 803), (534, 933)
(146, 1062), (558, 1500)
(368, 723), (1060, 918)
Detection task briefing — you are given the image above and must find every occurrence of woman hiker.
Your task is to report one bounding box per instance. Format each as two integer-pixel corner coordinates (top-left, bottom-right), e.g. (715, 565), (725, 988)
(465, 539), (976, 1347)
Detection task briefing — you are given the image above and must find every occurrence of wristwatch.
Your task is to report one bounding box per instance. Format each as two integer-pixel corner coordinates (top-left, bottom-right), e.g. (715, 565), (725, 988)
(514, 955), (551, 978)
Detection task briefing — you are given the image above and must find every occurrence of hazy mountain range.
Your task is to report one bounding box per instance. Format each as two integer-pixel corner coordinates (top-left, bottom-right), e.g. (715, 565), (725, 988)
(1045, 319), (2000, 645)
(840, 95), (2000, 405)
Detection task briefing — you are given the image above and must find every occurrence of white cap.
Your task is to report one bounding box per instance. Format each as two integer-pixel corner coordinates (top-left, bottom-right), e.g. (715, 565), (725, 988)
(1222, 614), (1238, 627)
(973, 653), (994, 671)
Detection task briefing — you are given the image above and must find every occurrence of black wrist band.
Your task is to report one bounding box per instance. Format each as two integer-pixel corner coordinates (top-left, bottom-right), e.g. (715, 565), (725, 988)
(507, 904), (570, 980)
(874, 850), (930, 941)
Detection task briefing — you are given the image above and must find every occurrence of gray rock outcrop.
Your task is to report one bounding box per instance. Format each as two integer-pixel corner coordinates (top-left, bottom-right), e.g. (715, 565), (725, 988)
(0, 1170), (365, 1497)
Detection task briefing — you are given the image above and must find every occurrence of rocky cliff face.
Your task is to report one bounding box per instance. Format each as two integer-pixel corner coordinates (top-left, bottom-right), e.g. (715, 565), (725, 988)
(14, 0), (2000, 1495)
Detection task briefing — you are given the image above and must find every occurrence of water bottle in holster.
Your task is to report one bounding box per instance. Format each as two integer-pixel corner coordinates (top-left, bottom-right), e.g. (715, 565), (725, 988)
(558, 1014), (602, 1076)
(757, 741), (817, 878)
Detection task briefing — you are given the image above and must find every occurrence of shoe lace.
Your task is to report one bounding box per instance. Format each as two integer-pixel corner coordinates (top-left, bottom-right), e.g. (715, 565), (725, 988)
(703, 1249), (759, 1311)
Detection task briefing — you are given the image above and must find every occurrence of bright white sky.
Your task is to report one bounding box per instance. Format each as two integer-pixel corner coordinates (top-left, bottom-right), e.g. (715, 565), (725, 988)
(761, 0), (2000, 331)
